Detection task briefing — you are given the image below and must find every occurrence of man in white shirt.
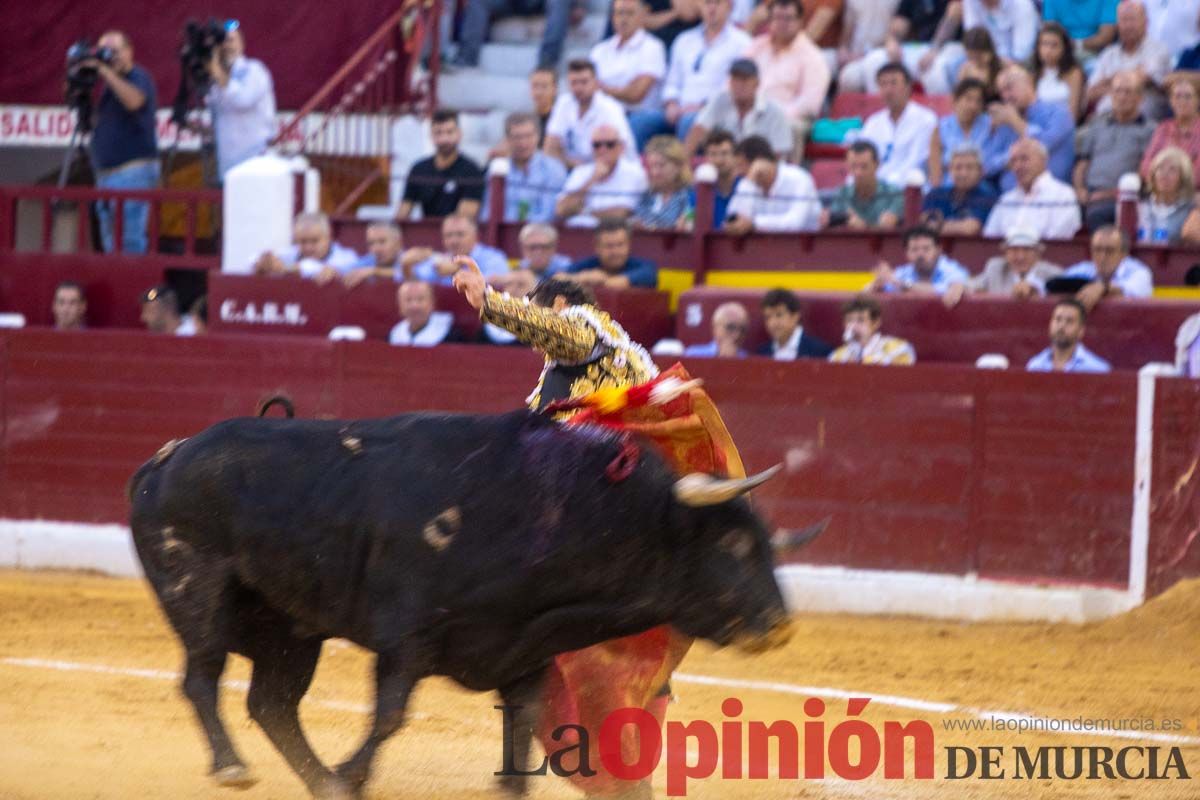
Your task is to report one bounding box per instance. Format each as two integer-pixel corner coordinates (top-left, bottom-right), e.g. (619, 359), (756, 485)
(252, 212), (360, 284)
(205, 22), (276, 180)
(1145, 0), (1200, 64)
(389, 281), (460, 346)
(631, 0), (753, 143)
(962, 0), (1038, 62)
(983, 138), (1082, 241)
(1087, 0), (1172, 119)
(544, 60), (637, 169)
(857, 62), (938, 186)
(592, 0), (667, 147)
(1063, 226), (1154, 311)
(555, 124), (649, 226)
(724, 135), (821, 232)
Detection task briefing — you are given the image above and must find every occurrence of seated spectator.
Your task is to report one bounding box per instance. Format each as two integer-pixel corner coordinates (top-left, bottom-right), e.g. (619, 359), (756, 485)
(139, 286), (196, 336)
(684, 301), (751, 357)
(858, 62), (938, 186)
(829, 294), (916, 365)
(1086, 0), (1171, 120)
(398, 110), (485, 220)
(929, 78), (1005, 187)
(487, 113), (567, 224)
(1073, 71), (1155, 230)
(497, 223), (572, 292)
(556, 125), (649, 225)
(724, 135), (821, 232)
(633, 0), (751, 143)
(822, 140), (903, 230)
(963, 0), (1037, 64)
(744, 0), (832, 153)
(699, 129), (743, 230)
(683, 58), (794, 159)
(757, 288), (833, 359)
(634, 135), (693, 229)
(1140, 74), (1200, 187)
(955, 27), (1002, 100)
(1041, 0), (1117, 62)
(1145, 0), (1200, 67)
(1031, 21), (1085, 122)
(451, 0), (570, 71)
(943, 226), (1063, 306)
(869, 225), (969, 294)
(343, 222), (433, 288)
(836, 0), (902, 90)
(921, 145), (997, 235)
(1063, 226), (1154, 310)
(252, 212), (360, 284)
(1026, 298), (1111, 373)
(566, 218), (659, 288)
(1138, 147), (1195, 244)
(592, 0), (668, 143)
(52, 281), (87, 331)
(845, 0), (965, 95)
(983, 137), (1081, 240)
(989, 65), (1075, 190)
(545, 60), (638, 169)
(388, 281), (461, 346)
(1177, 311), (1200, 377)
(412, 214), (509, 286)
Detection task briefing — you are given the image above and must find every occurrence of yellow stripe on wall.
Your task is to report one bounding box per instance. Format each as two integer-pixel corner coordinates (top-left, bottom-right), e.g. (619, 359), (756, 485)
(705, 271), (872, 292)
(1153, 287), (1200, 300)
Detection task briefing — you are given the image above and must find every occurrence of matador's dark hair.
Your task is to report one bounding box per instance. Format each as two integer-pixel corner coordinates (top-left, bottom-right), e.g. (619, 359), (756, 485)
(530, 278), (598, 309)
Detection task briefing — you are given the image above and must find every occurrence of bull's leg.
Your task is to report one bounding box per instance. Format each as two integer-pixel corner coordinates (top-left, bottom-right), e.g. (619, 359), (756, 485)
(335, 649), (415, 793)
(182, 649), (254, 786)
(495, 669), (547, 797)
(244, 635), (348, 798)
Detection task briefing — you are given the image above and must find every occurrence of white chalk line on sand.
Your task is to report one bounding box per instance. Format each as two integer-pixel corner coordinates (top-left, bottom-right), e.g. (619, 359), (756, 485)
(3, 656), (1197, 748)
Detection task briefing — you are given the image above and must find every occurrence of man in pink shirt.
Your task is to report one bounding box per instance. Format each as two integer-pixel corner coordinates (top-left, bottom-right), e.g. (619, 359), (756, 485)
(744, 0), (832, 157)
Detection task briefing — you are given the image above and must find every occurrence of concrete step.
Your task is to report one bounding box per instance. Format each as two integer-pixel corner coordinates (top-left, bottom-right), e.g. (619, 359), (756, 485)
(489, 12), (608, 52)
(437, 69), (534, 112)
(478, 40), (595, 77)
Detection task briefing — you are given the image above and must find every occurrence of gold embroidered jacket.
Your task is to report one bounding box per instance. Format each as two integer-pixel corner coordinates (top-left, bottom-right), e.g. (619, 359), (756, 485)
(481, 288), (659, 411)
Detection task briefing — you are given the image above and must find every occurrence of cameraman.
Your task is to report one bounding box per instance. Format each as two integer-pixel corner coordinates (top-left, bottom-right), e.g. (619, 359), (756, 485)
(87, 30), (159, 255)
(206, 21), (276, 180)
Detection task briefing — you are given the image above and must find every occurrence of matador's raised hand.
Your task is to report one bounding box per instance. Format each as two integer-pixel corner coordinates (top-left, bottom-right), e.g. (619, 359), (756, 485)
(451, 255), (486, 310)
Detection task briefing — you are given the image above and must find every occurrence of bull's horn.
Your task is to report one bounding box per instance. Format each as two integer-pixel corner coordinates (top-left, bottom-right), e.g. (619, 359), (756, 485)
(673, 464), (782, 508)
(772, 516), (832, 552)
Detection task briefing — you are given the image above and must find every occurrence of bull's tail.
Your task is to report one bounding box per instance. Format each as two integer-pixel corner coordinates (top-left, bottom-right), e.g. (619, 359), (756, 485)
(256, 394), (296, 418)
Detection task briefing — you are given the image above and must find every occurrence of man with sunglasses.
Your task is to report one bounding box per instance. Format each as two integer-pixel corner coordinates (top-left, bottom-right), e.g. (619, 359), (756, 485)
(206, 20), (276, 179)
(554, 125), (648, 225)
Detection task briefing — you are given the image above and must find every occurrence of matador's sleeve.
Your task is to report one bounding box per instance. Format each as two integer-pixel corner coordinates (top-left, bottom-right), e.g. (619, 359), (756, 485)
(481, 288), (598, 363)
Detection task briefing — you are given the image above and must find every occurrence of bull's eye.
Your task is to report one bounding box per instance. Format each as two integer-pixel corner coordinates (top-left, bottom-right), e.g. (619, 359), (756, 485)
(719, 530), (754, 560)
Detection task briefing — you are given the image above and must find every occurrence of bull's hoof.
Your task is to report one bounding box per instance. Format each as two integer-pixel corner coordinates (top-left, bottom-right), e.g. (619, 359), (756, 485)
(495, 773), (527, 796)
(312, 776), (357, 800)
(212, 764), (258, 789)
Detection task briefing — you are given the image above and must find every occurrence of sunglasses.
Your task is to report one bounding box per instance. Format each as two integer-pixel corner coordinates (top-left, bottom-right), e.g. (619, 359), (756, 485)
(592, 139), (620, 150)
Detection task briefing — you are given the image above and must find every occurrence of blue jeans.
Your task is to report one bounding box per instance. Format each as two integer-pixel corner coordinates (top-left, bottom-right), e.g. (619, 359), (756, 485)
(96, 159), (161, 255)
(456, 0), (569, 68)
(627, 110), (699, 150)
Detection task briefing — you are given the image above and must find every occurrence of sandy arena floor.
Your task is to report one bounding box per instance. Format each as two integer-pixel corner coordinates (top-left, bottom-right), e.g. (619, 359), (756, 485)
(0, 569), (1197, 799)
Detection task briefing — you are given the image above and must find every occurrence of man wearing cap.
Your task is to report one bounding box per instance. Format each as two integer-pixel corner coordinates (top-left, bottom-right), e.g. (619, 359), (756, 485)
(206, 20), (276, 179)
(1026, 299), (1112, 373)
(943, 227), (1063, 307)
(140, 286), (196, 336)
(683, 58), (794, 158)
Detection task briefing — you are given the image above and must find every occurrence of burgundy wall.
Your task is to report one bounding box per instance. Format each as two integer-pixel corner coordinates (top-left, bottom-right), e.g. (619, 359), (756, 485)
(1147, 376), (1200, 597)
(1, 2), (400, 109)
(2, 328), (1183, 593)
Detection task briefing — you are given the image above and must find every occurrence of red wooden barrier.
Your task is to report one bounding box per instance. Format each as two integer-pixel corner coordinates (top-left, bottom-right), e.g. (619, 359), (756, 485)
(5, 328), (1193, 596)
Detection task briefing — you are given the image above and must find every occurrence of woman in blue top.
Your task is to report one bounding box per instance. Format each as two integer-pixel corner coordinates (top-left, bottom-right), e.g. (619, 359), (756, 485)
(928, 78), (997, 187)
(633, 135), (693, 230)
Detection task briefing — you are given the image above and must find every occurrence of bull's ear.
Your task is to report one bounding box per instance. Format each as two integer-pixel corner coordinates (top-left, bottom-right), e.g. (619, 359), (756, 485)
(673, 464), (782, 508)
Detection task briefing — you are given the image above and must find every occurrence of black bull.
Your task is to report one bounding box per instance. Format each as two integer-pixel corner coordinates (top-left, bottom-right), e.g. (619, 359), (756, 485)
(128, 408), (800, 798)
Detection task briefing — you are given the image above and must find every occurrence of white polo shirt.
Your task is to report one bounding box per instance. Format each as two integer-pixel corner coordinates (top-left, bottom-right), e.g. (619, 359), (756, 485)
(590, 29), (667, 113)
(859, 101), (938, 186)
(983, 171), (1082, 241)
(545, 90), (638, 165)
(663, 23), (753, 108)
(726, 162), (821, 232)
(560, 158), (649, 220)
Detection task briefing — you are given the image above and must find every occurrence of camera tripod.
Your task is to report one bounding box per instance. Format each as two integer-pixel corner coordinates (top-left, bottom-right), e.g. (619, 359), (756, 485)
(56, 109), (98, 189)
